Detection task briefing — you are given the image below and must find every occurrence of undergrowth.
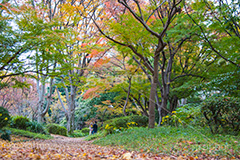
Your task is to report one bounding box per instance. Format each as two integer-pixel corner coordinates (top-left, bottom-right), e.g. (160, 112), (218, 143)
(93, 126), (240, 158)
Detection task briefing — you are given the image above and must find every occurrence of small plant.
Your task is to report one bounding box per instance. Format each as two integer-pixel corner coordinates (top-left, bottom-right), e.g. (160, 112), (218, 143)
(0, 107), (11, 141)
(11, 116), (30, 130)
(46, 123), (67, 136)
(0, 129), (11, 141)
(0, 106), (10, 129)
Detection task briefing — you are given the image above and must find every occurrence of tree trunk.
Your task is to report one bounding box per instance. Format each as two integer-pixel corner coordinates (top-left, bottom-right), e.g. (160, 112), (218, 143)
(155, 93), (162, 127)
(170, 95), (178, 112)
(37, 75), (45, 123)
(67, 109), (75, 134)
(148, 82), (157, 128)
(37, 76), (55, 123)
(123, 77), (131, 116)
(148, 51), (160, 128)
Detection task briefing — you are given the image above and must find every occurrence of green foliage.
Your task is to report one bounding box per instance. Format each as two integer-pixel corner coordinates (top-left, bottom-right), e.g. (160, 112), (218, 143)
(0, 128), (11, 141)
(161, 104), (203, 127)
(26, 121), (49, 135)
(46, 123), (67, 136)
(84, 130), (107, 141)
(81, 128), (90, 134)
(94, 126), (240, 158)
(201, 96), (240, 134)
(11, 116), (30, 130)
(68, 130), (86, 137)
(7, 127), (52, 140)
(0, 107), (10, 129)
(204, 70), (240, 97)
(103, 115), (148, 134)
(74, 98), (97, 128)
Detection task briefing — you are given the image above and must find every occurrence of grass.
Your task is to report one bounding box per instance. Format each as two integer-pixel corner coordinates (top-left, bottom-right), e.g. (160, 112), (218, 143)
(93, 126), (240, 158)
(84, 130), (107, 141)
(6, 127), (52, 140)
(68, 130), (87, 137)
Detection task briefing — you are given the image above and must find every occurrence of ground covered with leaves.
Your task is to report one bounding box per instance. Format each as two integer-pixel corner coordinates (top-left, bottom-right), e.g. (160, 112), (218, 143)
(0, 130), (239, 160)
(94, 127), (240, 160)
(0, 135), (171, 160)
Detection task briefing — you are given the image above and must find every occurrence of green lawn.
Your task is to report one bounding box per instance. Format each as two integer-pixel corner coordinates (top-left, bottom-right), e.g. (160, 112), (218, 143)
(6, 127), (52, 140)
(93, 126), (240, 158)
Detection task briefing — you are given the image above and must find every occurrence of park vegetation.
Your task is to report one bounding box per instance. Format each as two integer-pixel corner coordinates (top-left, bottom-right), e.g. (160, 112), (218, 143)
(0, 0), (239, 158)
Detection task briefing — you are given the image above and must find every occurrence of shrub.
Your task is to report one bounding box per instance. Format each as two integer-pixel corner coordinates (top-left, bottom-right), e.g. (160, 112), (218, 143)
(0, 107), (11, 141)
(68, 130), (86, 137)
(103, 115), (148, 134)
(0, 129), (11, 141)
(26, 121), (49, 135)
(81, 128), (90, 134)
(0, 106), (10, 129)
(201, 96), (240, 134)
(46, 123), (67, 136)
(161, 104), (202, 127)
(128, 115), (149, 127)
(11, 116), (30, 130)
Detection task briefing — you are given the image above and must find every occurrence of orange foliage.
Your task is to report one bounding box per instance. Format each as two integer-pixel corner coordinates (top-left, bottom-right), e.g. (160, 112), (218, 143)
(88, 49), (99, 58)
(94, 58), (110, 67)
(146, 15), (156, 25)
(83, 87), (100, 99)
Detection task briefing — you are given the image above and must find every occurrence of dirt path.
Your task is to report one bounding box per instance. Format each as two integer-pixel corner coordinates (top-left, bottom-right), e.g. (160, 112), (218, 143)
(0, 135), (164, 160)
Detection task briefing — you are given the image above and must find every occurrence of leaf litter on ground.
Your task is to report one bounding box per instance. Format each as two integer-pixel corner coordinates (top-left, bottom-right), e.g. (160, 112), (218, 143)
(0, 134), (239, 159)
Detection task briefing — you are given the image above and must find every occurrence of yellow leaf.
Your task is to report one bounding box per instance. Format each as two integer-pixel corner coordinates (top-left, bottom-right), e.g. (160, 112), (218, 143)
(122, 152), (132, 160)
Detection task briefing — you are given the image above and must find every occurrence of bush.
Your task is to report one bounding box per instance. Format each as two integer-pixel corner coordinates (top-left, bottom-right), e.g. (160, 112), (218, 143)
(68, 130), (86, 137)
(103, 115), (148, 134)
(26, 121), (49, 135)
(201, 96), (240, 134)
(0, 106), (10, 129)
(46, 123), (67, 136)
(0, 129), (11, 141)
(161, 104), (203, 127)
(81, 128), (90, 134)
(11, 116), (30, 130)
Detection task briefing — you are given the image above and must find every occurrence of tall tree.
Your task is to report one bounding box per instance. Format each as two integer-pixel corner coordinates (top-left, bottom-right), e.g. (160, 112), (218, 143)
(94, 0), (183, 128)
(52, 0), (106, 134)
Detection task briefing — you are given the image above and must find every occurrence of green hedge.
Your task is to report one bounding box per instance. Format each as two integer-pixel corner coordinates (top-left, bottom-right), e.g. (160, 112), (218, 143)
(26, 121), (49, 135)
(7, 127), (52, 140)
(46, 123), (67, 136)
(103, 115), (148, 134)
(68, 130), (86, 137)
(11, 116), (30, 130)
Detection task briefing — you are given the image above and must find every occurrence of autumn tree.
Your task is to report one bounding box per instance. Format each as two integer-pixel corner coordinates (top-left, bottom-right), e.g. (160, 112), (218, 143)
(47, 0), (108, 134)
(94, 0), (183, 128)
(0, 76), (38, 117)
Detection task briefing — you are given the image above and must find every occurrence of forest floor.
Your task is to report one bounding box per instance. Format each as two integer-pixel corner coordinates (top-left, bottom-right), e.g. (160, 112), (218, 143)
(0, 134), (176, 160)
